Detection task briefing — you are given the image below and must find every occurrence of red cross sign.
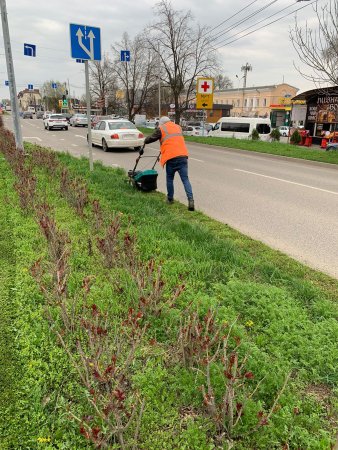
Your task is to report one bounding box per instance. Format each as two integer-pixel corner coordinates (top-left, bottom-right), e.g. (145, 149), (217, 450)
(197, 78), (213, 94)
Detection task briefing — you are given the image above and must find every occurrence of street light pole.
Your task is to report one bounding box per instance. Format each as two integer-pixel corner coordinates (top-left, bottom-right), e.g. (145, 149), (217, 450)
(158, 41), (161, 119)
(0, 0), (24, 150)
(85, 60), (93, 171)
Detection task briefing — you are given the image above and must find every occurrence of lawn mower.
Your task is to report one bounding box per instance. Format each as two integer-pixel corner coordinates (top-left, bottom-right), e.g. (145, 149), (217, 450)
(128, 145), (160, 192)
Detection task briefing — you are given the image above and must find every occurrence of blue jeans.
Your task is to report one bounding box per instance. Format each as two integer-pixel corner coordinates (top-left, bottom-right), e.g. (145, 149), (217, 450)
(165, 157), (193, 201)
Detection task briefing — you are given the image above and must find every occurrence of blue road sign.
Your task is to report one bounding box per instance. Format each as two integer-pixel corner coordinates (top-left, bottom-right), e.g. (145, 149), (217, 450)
(28, 84), (33, 90)
(120, 50), (130, 62)
(24, 43), (36, 57)
(76, 59), (85, 63)
(52, 83), (58, 89)
(5, 80), (9, 86)
(70, 24), (101, 61)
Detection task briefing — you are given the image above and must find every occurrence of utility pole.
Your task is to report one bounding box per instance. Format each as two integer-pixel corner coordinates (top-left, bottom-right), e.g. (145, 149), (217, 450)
(241, 62), (252, 116)
(0, 0), (24, 150)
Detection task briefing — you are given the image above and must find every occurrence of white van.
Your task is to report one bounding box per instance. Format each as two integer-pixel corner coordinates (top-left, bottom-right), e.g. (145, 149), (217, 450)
(208, 117), (271, 141)
(27, 106), (35, 114)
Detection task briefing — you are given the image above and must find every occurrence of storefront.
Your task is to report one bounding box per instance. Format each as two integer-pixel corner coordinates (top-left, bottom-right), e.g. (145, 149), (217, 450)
(292, 87), (338, 145)
(270, 96), (293, 127)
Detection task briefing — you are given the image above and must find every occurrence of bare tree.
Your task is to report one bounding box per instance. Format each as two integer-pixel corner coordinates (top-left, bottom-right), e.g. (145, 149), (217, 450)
(290, 1), (338, 87)
(146, 0), (219, 123)
(214, 74), (233, 91)
(40, 80), (67, 112)
(111, 32), (157, 121)
(89, 56), (117, 114)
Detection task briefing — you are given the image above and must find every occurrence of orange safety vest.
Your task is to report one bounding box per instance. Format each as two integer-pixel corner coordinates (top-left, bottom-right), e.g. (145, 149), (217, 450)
(159, 122), (188, 166)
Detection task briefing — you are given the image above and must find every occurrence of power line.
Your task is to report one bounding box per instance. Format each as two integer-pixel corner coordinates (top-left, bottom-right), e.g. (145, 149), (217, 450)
(205, 0), (261, 35)
(213, 0), (298, 47)
(215, 0), (317, 49)
(211, 0), (279, 44)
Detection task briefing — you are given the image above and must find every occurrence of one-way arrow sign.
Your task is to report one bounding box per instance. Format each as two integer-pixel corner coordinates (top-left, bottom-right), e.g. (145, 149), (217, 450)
(121, 50), (130, 62)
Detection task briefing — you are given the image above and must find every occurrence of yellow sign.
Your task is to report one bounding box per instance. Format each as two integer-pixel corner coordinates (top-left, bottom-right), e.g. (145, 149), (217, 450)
(196, 93), (213, 109)
(196, 77), (214, 110)
(58, 100), (63, 107)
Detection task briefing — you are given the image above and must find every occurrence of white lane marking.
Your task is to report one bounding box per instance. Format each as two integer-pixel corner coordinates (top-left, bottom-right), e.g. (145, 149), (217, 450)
(234, 169), (338, 196)
(112, 164), (120, 167)
(190, 157), (204, 162)
(71, 144), (78, 147)
(60, 139), (65, 141)
(52, 134), (56, 137)
(23, 136), (42, 142)
(75, 134), (86, 139)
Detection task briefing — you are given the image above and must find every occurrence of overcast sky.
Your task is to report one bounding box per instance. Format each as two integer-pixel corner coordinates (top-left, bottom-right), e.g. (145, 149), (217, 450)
(0, 0), (326, 101)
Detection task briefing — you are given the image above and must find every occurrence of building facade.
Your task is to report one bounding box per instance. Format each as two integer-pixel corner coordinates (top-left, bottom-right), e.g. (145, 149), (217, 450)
(212, 83), (299, 126)
(17, 89), (42, 111)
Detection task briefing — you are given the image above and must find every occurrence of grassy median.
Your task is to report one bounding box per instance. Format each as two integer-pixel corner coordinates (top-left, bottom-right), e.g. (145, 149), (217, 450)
(0, 134), (337, 448)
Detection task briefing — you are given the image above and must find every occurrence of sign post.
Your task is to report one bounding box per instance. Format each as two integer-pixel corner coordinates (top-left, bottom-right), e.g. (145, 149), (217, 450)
(0, 0), (23, 150)
(70, 23), (101, 171)
(196, 77), (214, 136)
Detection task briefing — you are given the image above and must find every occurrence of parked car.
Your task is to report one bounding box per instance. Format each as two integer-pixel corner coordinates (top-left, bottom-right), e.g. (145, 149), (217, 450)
(278, 126), (290, 137)
(91, 115), (109, 128)
(43, 114), (68, 130)
(36, 111), (44, 119)
(61, 113), (73, 124)
(43, 111), (52, 120)
(182, 125), (208, 136)
(91, 115), (124, 128)
(146, 120), (157, 129)
(326, 142), (338, 151)
(70, 113), (88, 127)
(89, 119), (144, 151)
(22, 111), (33, 119)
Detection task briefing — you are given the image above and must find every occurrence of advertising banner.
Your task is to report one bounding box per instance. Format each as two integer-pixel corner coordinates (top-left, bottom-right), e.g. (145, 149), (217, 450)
(316, 96), (338, 123)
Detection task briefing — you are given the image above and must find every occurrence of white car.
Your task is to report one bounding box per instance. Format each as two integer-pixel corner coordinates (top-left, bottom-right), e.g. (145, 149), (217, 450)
(90, 119), (144, 151)
(42, 111), (52, 120)
(70, 114), (88, 127)
(182, 125), (208, 136)
(278, 126), (290, 137)
(44, 114), (68, 131)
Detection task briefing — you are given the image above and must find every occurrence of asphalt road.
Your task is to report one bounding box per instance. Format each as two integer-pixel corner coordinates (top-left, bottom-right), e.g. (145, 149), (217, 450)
(4, 115), (338, 279)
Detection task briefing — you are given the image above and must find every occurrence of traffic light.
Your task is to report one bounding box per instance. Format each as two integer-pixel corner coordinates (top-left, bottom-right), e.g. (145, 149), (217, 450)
(62, 94), (66, 100)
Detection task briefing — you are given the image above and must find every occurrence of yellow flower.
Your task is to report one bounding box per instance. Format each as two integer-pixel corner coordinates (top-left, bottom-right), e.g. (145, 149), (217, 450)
(245, 320), (254, 328)
(37, 437), (51, 443)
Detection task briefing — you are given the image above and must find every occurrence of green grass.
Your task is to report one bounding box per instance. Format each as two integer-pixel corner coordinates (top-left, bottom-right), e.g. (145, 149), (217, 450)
(1, 142), (337, 449)
(138, 127), (338, 165)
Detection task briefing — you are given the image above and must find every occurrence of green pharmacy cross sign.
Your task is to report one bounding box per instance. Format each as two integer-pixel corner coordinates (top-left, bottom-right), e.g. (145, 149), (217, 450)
(62, 99), (68, 107)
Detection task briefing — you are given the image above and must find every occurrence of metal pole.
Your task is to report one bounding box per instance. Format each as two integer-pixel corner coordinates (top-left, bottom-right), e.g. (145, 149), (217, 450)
(202, 109), (205, 136)
(0, 0), (23, 150)
(85, 60), (93, 171)
(158, 42), (161, 119)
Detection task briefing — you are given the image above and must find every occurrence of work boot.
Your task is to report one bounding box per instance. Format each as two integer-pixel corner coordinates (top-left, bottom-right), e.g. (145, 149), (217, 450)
(188, 199), (195, 211)
(166, 197), (174, 204)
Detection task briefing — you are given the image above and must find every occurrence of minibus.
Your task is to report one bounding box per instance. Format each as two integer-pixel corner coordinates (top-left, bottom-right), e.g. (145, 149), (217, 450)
(208, 117), (271, 141)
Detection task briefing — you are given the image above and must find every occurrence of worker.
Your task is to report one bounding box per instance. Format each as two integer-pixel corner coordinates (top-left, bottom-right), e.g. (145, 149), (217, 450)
(142, 116), (194, 211)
